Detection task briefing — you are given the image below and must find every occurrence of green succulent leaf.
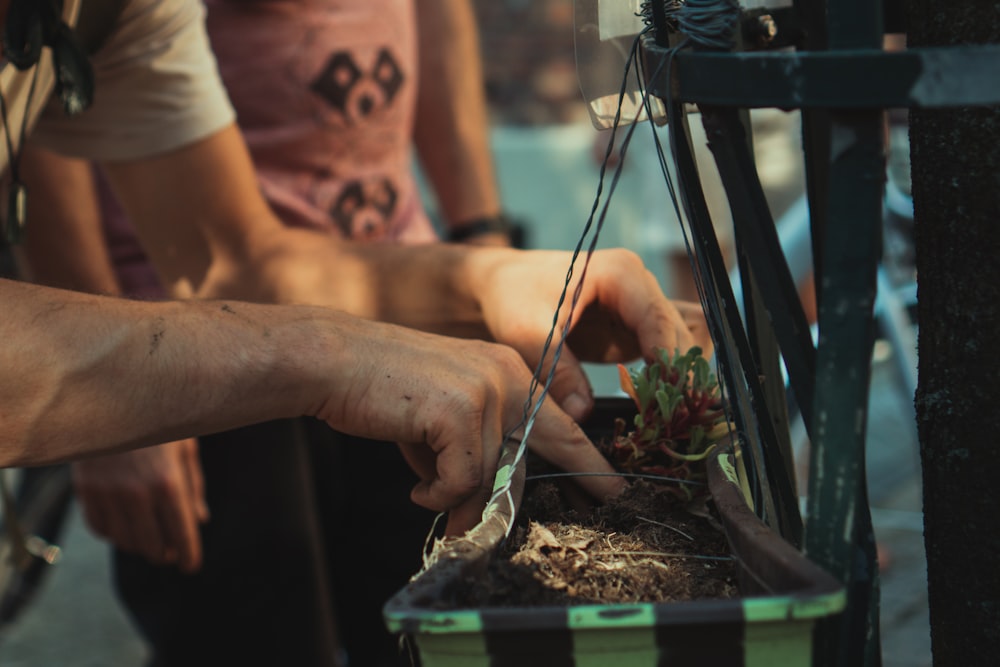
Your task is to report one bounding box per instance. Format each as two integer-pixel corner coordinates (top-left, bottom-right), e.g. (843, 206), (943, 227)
(601, 345), (734, 497)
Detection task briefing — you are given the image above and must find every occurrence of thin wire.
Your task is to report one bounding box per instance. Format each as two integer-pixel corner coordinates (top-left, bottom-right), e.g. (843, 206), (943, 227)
(592, 550), (735, 562)
(525, 471), (705, 487)
(488, 0), (746, 523)
(636, 41), (737, 430)
(640, 1), (684, 30)
(642, 3), (769, 515)
(0, 92), (16, 177)
(0, 61), (41, 245)
(625, 30), (748, 473)
(636, 515), (695, 541)
(597, 2), (757, 517)
(0, 62), (41, 183)
(487, 28), (657, 520)
(677, 0), (743, 50)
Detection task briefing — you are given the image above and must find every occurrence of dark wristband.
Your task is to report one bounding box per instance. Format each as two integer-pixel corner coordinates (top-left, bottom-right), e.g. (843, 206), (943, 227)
(446, 213), (512, 242)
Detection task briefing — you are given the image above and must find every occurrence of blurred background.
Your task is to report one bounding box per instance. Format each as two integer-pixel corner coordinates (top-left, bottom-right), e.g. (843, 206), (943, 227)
(0, 2), (928, 665)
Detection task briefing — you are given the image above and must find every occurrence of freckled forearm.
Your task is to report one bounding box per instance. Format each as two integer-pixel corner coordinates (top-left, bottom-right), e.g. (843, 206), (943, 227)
(0, 279), (347, 466)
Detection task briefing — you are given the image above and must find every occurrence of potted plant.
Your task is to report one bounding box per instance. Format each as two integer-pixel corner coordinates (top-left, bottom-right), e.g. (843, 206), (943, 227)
(384, 348), (844, 667)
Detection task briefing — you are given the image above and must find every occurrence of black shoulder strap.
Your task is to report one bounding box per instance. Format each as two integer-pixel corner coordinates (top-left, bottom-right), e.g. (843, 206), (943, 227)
(2, 0), (127, 116)
(73, 0), (128, 55)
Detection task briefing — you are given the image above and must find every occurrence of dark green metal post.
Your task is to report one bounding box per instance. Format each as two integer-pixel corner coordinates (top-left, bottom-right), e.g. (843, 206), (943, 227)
(804, 2), (884, 667)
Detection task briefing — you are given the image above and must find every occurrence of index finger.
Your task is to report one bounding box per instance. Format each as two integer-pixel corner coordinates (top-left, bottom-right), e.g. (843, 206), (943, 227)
(589, 251), (696, 361)
(525, 397), (627, 503)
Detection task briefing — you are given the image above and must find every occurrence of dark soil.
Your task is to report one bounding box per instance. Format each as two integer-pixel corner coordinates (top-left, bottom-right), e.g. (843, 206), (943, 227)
(457, 475), (739, 607)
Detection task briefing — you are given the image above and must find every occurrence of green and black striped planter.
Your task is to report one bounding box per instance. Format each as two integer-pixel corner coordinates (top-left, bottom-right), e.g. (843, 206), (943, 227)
(384, 401), (844, 666)
(385, 591), (844, 667)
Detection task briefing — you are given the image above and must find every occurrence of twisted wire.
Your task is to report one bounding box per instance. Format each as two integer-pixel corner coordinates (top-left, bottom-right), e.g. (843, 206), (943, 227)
(642, 0), (742, 51)
(486, 0), (746, 536)
(677, 0), (742, 50)
(484, 28), (657, 534)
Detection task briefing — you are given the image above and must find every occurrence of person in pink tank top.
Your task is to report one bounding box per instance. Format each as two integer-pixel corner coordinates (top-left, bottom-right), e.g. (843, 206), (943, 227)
(102, 0), (510, 299)
(75, 2), (513, 665)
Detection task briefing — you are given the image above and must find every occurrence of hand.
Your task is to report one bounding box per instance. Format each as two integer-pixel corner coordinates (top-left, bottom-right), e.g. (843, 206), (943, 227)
(307, 316), (626, 536)
(468, 247), (713, 421)
(673, 299), (714, 358)
(72, 438), (209, 572)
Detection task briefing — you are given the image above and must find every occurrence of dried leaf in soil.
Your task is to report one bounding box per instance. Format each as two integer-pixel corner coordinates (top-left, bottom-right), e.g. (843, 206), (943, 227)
(456, 480), (738, 607)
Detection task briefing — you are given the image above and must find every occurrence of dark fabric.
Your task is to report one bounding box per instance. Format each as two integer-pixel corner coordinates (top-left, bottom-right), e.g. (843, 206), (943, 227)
(114, 418), (436, 667)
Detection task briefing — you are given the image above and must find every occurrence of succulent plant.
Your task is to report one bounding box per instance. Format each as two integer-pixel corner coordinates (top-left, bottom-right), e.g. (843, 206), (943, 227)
(605, 346), (732, 498)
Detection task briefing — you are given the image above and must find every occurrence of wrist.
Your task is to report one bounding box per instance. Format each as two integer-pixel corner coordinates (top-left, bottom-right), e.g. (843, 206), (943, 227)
(447, 212), (513, 244)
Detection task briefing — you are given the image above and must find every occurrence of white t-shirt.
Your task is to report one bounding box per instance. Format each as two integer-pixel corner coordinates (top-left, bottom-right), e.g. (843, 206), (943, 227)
(0, 0), (235, 170)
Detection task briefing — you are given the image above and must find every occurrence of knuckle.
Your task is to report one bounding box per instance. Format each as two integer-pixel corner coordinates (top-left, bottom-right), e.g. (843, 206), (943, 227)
(605, 247), (645, 272)
(493, 344), (526, 376)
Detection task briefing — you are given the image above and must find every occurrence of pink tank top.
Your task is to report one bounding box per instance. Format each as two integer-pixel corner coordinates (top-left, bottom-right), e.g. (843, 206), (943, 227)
(104, 0), (438, 298)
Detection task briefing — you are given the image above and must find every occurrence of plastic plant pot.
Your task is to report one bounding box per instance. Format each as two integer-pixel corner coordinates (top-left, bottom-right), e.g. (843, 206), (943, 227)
(383, 398), (845, 667)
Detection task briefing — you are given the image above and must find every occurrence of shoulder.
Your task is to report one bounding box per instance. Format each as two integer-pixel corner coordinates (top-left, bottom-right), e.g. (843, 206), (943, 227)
(32, 0), (236, 162)
(90, 0), (207, 59)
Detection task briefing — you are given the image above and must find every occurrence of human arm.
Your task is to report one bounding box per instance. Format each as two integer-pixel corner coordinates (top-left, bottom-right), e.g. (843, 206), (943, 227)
(16, 146), (209, 572)
(412, 0), (508, 246)
(5, 0), (647, 535)
(0, 280), (623, 533)
(27, 0), (706, 424)
(99, 124), (709, 421)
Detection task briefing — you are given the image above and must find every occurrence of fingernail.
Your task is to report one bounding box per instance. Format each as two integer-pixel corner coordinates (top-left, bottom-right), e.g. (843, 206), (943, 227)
(562, 393), (592, 422)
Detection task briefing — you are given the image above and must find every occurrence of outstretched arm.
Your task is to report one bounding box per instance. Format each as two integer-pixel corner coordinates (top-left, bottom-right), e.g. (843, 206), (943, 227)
(102, 124), (710, 421)
(0, 280), (623, 533)
(1, 0), (699, 538)
(0, 284), (329, 465)
(10, 145), (633, 527)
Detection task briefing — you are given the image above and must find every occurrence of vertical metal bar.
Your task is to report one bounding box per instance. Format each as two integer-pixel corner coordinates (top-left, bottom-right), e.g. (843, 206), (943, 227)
(667, 101), (780, 528)
(792, 0), (830, 295)
(730, 33), (805, 551)
(699, 106), (806, 546)
(805, 1), (885, 666)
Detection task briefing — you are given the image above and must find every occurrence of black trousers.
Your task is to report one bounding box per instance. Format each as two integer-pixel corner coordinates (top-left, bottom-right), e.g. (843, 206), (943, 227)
(114, 418), (436, 667)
